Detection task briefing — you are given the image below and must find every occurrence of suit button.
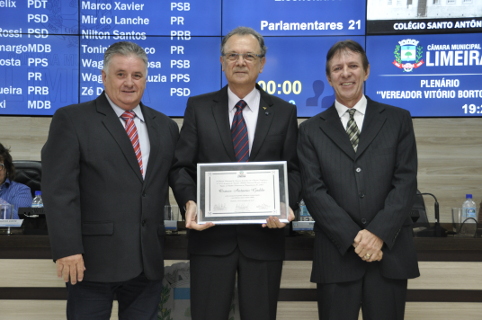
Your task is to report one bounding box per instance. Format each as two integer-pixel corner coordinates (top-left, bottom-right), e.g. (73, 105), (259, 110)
(359, 193), (365, 198)
(142, 193), (147, 197)
(356, 167), (362, 173)
(361, 218), (367, 224)
(142, 220), (146, 226)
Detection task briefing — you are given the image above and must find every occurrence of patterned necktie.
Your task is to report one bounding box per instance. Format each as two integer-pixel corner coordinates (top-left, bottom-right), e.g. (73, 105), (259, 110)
(346, 109), (360, 152)
(231, 100), (249, 162)
(121, 111), (143, 175)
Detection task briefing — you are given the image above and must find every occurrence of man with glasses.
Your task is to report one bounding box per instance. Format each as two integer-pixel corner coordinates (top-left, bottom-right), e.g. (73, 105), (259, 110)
(171, 26), (301, 320)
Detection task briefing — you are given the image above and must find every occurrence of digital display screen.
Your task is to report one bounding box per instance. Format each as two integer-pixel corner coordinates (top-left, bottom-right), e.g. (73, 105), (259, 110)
(367, 1), (482, 35)
(79, 37), (221, 116)
(3, 0), (79, 35)
(0, 0), (481, 117)
(0, 35), (79, 115)
(223, 0), (366, 36)
(365, 33), (482, 117)
(79, 1), (221, 36)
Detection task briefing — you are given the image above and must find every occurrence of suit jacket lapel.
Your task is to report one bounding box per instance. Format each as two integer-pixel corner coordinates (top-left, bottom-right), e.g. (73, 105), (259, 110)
(250, 85), (274, 160)
(96, 92), (144, 183)
(212, 86), (237, 161)
(356, 97), (387, 157)
(141, 105), (161, 186)
(319, 105), (356, 159)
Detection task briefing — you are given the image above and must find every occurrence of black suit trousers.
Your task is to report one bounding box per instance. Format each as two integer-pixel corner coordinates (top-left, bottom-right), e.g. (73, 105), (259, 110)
(66, 273), (163, 320)
(316, 262), (407, 320)
(190, 247), (283, 320)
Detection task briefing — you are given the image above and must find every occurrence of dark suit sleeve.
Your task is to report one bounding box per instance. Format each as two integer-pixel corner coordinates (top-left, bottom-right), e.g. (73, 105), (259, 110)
(283, 104), (302, 211)
(170, 97), (199, 216)
(298, 122), (361, 255)
(365, 109), (417, 249)
(41, 108), (84, 260)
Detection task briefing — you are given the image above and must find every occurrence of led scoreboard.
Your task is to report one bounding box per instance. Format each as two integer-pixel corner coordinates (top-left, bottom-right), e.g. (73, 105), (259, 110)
(1, 0), (222, 116)
(1, 0), (481, 117)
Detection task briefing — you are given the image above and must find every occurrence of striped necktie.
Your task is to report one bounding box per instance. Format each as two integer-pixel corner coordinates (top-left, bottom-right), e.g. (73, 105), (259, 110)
(231, 100), (249, 162)
(121, 111), (143, 175)
(346, 109), (360, 152)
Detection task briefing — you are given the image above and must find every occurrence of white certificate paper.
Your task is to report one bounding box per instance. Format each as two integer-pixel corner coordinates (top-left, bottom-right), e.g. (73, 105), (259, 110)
(197, 162), (289, 224)
(206, 170), (279, 217)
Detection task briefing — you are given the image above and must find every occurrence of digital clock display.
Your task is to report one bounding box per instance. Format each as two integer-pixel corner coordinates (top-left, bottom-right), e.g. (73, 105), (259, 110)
(462, 104), (482, 114)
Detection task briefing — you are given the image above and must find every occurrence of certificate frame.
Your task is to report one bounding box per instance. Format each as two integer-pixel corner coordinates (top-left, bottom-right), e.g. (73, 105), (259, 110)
(197, 161), (289, 224)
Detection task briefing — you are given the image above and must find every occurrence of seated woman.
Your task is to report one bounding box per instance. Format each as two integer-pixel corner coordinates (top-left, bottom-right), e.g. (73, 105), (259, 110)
(0, 143), (33, 219)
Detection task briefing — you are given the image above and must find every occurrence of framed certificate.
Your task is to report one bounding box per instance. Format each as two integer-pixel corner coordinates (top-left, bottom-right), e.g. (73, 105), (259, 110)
(197, 161), (289, 224)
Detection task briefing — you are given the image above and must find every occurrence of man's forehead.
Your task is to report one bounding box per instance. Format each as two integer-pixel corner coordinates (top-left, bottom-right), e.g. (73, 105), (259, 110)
(225, 35), (259, 49)
(107, 56), (146, 73)
(333, 49), (361, 60)
(111, 54), (145, 65)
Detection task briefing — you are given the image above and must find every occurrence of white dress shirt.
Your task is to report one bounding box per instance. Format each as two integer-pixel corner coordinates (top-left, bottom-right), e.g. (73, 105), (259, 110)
(334, 95), (367, 133)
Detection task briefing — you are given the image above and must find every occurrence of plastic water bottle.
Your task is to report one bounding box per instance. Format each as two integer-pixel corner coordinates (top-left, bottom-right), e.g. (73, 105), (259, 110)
(30, 191), (43, 218)
(299, 199), (312, 221)
(462, 194), (477, 223)
(32, 191), (43, 208)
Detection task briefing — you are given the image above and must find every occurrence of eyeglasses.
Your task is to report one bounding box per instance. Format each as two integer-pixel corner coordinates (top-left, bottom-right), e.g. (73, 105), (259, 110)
(0, 164), (4, 171)
(223, 52), (263, 63)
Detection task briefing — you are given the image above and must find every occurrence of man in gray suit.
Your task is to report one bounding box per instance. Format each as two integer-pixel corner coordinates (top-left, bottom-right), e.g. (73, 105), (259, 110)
(42, 41), (179, 320)
(298, 40), (419, 320)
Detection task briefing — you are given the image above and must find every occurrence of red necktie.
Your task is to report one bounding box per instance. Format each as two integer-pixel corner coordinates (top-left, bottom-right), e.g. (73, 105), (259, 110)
(121, 111), (143, 175)
(231, 100), (249, 162)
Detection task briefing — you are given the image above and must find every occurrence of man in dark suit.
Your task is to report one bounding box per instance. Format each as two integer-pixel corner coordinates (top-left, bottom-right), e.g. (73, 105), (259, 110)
(170, 27), (301, 320)
(41, 41), (179, 320)
(297, 40), (420, 320)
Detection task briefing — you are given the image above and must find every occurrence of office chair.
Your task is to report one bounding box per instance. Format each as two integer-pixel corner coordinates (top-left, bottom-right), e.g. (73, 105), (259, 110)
(12, 160), (42, 198)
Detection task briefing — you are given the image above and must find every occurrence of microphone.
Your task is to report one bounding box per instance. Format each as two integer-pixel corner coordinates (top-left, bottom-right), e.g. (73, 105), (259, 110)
(416, 192), (447, 237)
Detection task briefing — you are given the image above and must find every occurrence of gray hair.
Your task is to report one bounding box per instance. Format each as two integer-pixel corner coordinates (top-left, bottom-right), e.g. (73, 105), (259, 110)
(221, 27), (267, 57)
(103, 41), (148, 74)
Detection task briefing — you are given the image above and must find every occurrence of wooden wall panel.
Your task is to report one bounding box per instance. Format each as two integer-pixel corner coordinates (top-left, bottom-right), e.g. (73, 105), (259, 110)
(410, 261), (482, 290)
(1, 108), (481, 320)
(405, 302), (482, 320)
(412, 118), (482, 223)
(1, 116), (480, 223)
(0, 117), (51, 160)
(279, 261), (482, 291)
(1, 300), (481, 320)
(0, 300), (118, 320)
(1, 257), (482, 319)
(278, 302), (482, 320)
(3, 259), (481, 291)
(0, 259), (190, 288)
(0, 259), (62, 288)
